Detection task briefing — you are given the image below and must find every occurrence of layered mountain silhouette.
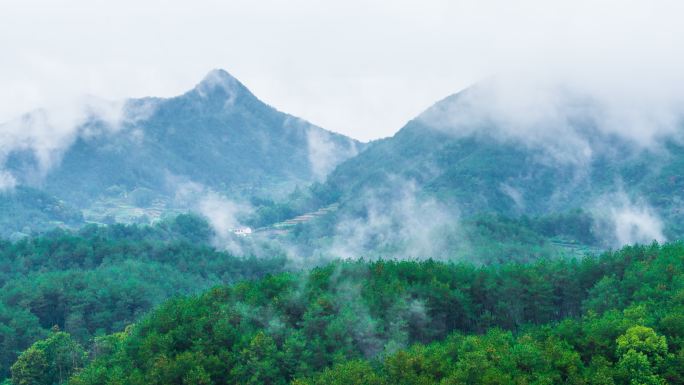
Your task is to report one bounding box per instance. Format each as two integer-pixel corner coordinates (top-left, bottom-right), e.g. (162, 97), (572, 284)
(310, 81), (684, 249)
(3, 74), (684, 246)
(0, 69), (361, 234)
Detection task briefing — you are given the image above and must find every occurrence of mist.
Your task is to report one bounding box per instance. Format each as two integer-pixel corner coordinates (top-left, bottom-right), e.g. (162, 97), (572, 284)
(4, 3), (684, 385)
(3, 1), (682, 141)
(306, 127), (360, 181)
(197, 192), (252, 253)
(592, 191), (666, 248)
(327, 178), (460, 260)
(0, 97), (155, 191)
(2, 0), (683, 257)
(418, 75), (684, 168)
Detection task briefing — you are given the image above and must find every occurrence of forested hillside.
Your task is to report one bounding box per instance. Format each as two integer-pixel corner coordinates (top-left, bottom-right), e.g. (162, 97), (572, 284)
(9, 241), (680, 384)
(0, 186), (83, 238)
(246, 82), (684, 259)
(274, 209), (601, 263)
(30, 70), (360, 204)
(323, 84), (684, 225)
(0, 215), (286, 378)
(1, 78), (680, 385)
(0, 210), (601, 381)
(0, 69), (361, 229)
(1, 1), (680, 384)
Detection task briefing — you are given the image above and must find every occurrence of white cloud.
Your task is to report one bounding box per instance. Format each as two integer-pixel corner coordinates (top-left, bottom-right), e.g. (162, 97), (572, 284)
(1, 0), (682, 141)
(306, 127), (359, 181)
(198, 192), (246, 238)
(500, 183), (525, 211)
(418, 74), (684, 166)
(593, 191), (666, 247)
(169, 177), (254, 253)
(0, 170), (17, 191)
(328, 177), (460, 259)
(0, 97), (126, 182)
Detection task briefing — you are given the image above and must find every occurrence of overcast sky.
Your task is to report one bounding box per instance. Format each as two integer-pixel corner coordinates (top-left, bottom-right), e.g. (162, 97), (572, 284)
(1, 0), (682, 141)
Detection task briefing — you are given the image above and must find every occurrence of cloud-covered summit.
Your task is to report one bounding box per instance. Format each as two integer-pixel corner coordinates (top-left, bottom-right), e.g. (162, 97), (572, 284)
(0, 69), (361, 219)
(417, 76), (684, 166)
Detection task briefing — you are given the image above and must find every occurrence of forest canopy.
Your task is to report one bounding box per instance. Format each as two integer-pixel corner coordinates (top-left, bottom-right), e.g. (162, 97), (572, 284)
(14, 241), (678, 385)
(0, 215), (286, 380)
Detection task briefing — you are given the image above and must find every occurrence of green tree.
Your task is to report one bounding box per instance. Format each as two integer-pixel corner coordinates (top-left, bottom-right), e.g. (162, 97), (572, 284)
(11, 331), (85, 385)
(232, 332), (284, 385)
(10, 348), (49, 385)
(616, 326), (668, 385)
(293, 360), (383, 385)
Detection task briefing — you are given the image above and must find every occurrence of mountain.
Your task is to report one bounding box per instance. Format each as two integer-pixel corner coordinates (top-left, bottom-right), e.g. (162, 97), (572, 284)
(6, 77), (684, 385)
(0, 69), (361, 227)
(326, 86), (676, 215)
(276, 81), (684, 258)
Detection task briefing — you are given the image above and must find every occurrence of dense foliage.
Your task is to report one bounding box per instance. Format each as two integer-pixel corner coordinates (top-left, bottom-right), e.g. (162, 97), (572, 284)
(0, 215), (286, 378)
(57, 242), (684, 384)
(10, 331), (85, 385)
(0, 186), (83, 238)
(281, 209), (600, 263)
(4, 70), (684, 385)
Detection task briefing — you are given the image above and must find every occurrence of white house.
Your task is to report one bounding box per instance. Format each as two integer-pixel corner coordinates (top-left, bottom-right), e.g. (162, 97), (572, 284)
(232, 227), (253, 236)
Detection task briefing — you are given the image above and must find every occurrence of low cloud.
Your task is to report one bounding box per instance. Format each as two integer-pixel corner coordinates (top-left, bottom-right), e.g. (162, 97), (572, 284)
(0, 96), (148, 190)
(0, 170), (16, 191)
(419, 75), (684, 167)
(327, 177), (460, 260)
(197, 192), (245, 235)
(169, 177), (255, 254)
(306, 127), (359, 181)
(499, 182), (525, 212)
(325, 264), (430, 358)
(592, 191), (666, 248)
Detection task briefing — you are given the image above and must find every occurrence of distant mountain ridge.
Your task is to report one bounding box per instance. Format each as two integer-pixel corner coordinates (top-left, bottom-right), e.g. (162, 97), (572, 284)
(298, 81), (684, 252)
(3, 73), (683, 250)
(25, 69), (361, 201)
(0, 69), (362, 233)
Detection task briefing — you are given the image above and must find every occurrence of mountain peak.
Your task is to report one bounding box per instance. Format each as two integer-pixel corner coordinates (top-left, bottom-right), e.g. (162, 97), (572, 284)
(200, 68), (237, 83)
(194, 69), (248, 100)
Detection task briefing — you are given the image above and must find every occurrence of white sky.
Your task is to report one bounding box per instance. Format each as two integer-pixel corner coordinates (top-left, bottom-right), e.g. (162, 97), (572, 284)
(1, 0), (683, 141)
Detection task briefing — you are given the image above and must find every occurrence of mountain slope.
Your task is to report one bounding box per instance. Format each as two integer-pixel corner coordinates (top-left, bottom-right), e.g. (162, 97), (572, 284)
(310, 82), (684, 251)
(0, 186), (83, 238)
(0, 69), (361, 226)
(242, 81), (684, 261)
